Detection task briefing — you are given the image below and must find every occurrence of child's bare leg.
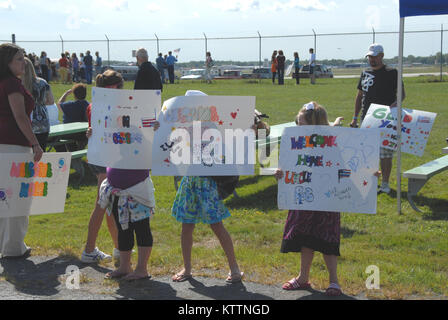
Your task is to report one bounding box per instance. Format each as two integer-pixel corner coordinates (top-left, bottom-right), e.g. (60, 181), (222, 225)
(323, 254), (339, 285)
(297, 247), (314, 284)
(106, 250), (132, 278)
(173, 223), (195, 280)
(210, 222), (240, 274)
(124, 246), (152, 280)
(84, 173), (107, 253)
(105, 212), (119, 249)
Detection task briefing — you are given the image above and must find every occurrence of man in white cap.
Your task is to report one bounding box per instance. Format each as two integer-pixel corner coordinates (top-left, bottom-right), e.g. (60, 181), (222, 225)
(350, 43), (405, 195)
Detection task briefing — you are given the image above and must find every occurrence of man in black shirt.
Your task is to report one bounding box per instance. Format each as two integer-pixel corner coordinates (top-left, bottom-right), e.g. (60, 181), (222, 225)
(350, 44), (405, 195)
(134, 48), (163, 91)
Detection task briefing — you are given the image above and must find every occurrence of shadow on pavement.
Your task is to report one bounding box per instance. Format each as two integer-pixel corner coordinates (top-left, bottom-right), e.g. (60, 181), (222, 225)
(0, 255), (109, 297)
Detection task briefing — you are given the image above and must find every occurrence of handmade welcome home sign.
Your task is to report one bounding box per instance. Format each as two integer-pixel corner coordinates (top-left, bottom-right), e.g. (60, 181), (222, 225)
(87, 87), (161, 169)
(277, 126), (380, 214)
(0, 153), (71, 217)
(151, 95), (255, 176)
(361, 104), (437, 157)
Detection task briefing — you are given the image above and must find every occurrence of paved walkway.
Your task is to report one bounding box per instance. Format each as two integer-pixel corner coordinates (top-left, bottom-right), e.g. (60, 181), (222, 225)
(0, 255), (364, 300)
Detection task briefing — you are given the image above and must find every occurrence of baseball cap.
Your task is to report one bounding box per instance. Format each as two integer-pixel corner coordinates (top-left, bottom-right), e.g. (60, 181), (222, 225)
(366, 44), (384, 57)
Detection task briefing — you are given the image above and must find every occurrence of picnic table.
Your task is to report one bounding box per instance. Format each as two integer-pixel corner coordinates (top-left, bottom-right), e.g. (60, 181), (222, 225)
(48, 122), (89, 183)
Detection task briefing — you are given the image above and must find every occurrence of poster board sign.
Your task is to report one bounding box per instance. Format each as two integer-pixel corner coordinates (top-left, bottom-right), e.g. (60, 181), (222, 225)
(151, 95), (255, 176)
(0, 153), (71, 217)
(361, 104), (437, 157)
(87, 87), (162, 169)
(277, 126), (379, 214)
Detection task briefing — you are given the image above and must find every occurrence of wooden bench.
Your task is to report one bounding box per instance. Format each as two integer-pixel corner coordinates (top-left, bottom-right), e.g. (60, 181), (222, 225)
(71, 149), (88, 184)
(403, 155), (448, 212)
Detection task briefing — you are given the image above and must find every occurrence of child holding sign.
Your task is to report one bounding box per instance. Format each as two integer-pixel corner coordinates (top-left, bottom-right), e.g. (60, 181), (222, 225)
(171, 90), (243, 284)
(275, 102), (344, 296)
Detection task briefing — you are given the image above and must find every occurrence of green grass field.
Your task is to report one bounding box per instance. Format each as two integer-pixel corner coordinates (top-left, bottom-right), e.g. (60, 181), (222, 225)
(26, 77), (448, 299)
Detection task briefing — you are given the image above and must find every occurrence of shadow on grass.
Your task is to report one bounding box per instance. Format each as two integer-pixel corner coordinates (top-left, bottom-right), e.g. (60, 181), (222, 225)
(340, 226), (368, 239)
(411, 193), (448, 221)
(226, 184), (278, 211)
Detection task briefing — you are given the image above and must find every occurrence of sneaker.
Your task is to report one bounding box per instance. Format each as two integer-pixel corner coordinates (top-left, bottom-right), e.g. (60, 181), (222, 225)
(81, 247), (112, 263)
(377, 185), (391, 194)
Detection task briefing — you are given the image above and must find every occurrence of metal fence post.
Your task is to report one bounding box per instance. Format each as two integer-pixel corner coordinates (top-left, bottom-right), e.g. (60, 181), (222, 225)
(154, 33), (159, 55)
(59, 35), (64, 54)
(372, 27), (376, 43)
(257, 31), (262, 68)
(105, 34), (110, 66)
(441, 24), (444, 82)
(203, 33), (208, 60)
(312, 29), (317, 53)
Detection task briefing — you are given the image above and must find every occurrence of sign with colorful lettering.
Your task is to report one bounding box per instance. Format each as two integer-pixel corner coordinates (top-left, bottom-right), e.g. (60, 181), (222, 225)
(0, 153), (71, 217)
(151, 95), (255, 176)
(361, 104), (437, 157)
(277, 126), (380, 214)
(87, 87), (162, 169)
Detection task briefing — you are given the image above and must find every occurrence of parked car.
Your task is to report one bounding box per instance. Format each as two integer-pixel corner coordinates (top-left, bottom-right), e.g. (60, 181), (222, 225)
(214, 70), (243, 80)
(102, 65), (139, 81)
(242, 67), (272, 79)
(180, 68), (206, 80)
(297, 64), (334, 79)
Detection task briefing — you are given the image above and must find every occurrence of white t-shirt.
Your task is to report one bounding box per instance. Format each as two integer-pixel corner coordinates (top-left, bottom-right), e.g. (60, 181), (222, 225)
(309, 53), (316, 67)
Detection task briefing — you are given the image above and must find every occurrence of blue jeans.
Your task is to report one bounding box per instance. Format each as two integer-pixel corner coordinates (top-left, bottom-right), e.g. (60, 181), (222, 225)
(278, 67), (284, 85)
(167, 65), (175, 84)
(85, 68), (93, 84)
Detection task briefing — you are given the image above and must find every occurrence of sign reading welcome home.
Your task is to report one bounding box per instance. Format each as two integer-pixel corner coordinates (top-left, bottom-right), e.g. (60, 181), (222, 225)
(277, 126), (380, 214)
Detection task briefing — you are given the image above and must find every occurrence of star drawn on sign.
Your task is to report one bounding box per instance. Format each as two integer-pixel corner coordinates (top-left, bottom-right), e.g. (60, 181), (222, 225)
(363, 180), (368, 186)
(219, 120), (224, 125)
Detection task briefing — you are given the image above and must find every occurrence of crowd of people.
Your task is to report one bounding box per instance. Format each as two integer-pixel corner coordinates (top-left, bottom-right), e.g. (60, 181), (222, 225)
(25, 50), (103, 85)
(0, 41), (405, 296)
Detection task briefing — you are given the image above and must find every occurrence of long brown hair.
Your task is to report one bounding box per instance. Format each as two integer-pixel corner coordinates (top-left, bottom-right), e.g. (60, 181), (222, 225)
(0, 43), (23, 81)
(22, 56), (37, 94)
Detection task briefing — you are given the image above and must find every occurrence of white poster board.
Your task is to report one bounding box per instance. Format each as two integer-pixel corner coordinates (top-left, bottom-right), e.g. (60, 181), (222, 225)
(361, 104), (437, 157)
(0, 153), (71, 217)
(87, 87), (162, 169)
(278, 126), (380, 214)
(151, 95), (255, 176)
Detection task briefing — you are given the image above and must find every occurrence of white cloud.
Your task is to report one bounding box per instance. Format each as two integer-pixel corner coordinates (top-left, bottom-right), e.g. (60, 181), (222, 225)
(0, 0), (15, 10)
(146, 3), (161, 13)
(213, 0), (260, 12)
(267, 0), (336, 13)
(94, 0), (128, 11)
(65, 6), (94, 30)
(365, 5), (381, 29)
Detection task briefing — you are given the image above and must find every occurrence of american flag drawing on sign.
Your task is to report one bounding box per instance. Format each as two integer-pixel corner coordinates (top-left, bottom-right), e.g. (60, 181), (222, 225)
(142, 117), (157, 128)
(173, 48), (181, 54)
(338, 169), (351, 183)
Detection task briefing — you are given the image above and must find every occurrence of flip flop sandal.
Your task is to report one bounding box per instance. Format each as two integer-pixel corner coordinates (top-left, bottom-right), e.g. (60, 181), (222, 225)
(282, 278), (312, 291)
(124, 274), (152, 282)
(104, 271), (130, 280)
(172, 273), (193, 282)
(226, 272), (244, 284)
(325, 283), (343, 297)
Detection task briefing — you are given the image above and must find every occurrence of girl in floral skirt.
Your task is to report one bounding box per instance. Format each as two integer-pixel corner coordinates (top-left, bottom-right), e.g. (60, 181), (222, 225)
(171, 90), (243, 284)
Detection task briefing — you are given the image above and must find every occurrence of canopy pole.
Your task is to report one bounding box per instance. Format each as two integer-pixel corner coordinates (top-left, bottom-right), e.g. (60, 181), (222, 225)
(397, 17), (405, 215)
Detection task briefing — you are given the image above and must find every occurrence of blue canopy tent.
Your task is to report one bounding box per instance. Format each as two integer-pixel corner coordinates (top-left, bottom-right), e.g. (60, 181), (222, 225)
(396, 0), (448, 213)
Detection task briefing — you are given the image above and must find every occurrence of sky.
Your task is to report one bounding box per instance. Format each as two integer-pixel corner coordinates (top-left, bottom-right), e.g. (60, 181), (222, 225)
(1, 0), (448, 63)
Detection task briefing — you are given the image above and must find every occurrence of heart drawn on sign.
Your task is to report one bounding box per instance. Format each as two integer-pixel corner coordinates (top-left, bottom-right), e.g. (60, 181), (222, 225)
(231, 112), (237, 119)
